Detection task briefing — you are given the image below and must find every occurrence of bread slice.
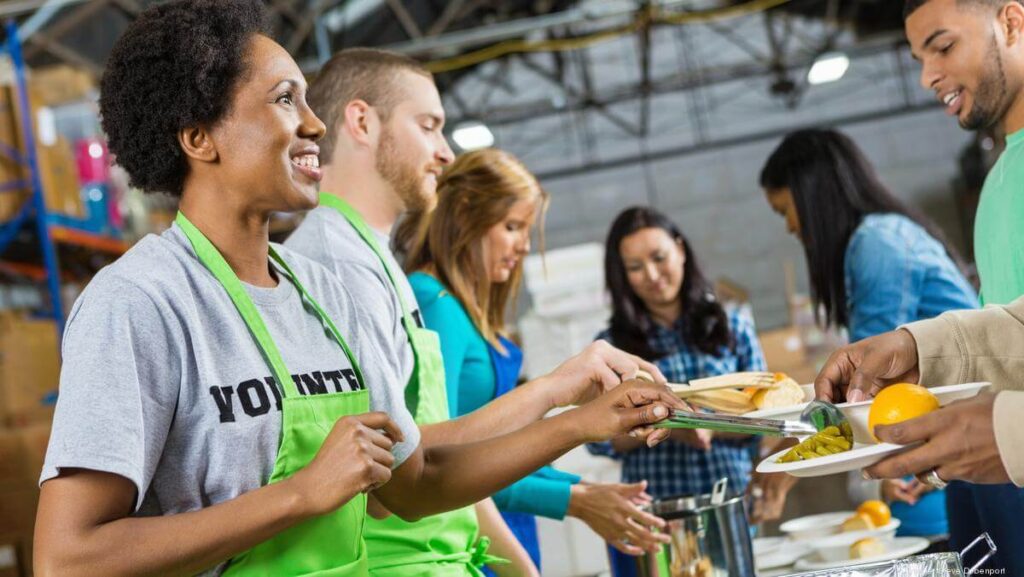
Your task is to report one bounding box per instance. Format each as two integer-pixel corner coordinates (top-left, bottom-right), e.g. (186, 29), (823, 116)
(842, 512), (876, 532)
(751, 377), (805, 409)
(849, 537), (886, 559)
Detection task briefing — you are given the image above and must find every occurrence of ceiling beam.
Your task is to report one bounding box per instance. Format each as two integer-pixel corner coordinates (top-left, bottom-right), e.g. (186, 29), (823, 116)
(534, 101), (941, 181)
(445, 33), (907, 128)
(384, 0), (423, 39)
(26, 33), (102, 76)
(426, 0), (471, 37)
(0, 0), (88, 19)
(286, 0), (340, 54)
(23, 0), (110, 59)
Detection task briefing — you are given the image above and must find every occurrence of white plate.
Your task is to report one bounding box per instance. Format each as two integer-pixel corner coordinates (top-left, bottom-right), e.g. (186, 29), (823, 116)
(811, 525), (900, 562)
(748, 382), (990, 443)
(833, 382), (990, 443)
(756, 540), (811, 570)
(808, 520), (901, 548)
(779, 512), (851, 540)
(793, 537), (931, 571)
(753, 536), (786, 556)
(757, 442), (910, 477)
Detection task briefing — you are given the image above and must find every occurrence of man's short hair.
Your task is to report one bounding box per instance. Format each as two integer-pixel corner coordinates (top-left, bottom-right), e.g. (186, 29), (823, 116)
(905, 0), (1023, 19)
(309, 48), (432, 162)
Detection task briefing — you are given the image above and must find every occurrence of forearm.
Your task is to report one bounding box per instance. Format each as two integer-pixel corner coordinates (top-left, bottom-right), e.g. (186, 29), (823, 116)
(492, 475), (572, 519)
(993, 390), (1024, 487)
(475, 499), (537, 576)
(35, 477), (315, 577)
(421, 376), (556, 446)
(905, 300), (1024, 389)
(379, 410), (583, 520)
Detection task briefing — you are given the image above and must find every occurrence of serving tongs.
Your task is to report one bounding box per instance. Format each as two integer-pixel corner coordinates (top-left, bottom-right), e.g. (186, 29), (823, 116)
(655, 399), (852, 440)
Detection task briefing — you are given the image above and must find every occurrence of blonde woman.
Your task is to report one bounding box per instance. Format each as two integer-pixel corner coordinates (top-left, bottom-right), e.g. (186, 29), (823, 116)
(401, 149), (667, 573)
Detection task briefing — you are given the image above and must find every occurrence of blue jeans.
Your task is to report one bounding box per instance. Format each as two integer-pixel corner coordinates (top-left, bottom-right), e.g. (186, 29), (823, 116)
(947, 481), (1024, 574)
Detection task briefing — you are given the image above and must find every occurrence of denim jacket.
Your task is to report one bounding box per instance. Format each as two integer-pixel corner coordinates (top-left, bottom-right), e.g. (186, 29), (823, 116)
(844, 213), (978, 343)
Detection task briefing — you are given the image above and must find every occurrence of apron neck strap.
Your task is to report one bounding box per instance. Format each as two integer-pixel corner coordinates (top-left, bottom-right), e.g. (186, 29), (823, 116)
(319, 193), (418, 332)
(175, 212), (363, 398)
(268, 249), (365, 387)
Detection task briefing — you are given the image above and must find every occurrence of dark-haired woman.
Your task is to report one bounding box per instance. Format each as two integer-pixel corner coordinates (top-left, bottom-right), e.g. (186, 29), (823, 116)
(587, 206), (768, 575)
(760, 128), (978, 544)
(32, 1), (683, 575)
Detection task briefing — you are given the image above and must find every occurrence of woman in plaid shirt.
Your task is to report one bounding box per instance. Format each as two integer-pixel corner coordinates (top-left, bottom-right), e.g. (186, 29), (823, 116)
(588, 206), (768, 574)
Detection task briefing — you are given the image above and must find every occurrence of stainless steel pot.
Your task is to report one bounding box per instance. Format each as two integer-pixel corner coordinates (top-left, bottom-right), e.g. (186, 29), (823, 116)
(635, 492), (755, 577)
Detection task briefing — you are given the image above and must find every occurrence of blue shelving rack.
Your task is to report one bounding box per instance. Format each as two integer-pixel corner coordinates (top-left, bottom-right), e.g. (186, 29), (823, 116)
(0, 19), (65, 338)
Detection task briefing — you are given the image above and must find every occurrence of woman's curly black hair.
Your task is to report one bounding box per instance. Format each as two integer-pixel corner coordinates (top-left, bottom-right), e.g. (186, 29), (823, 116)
(99, 0), (267, 196)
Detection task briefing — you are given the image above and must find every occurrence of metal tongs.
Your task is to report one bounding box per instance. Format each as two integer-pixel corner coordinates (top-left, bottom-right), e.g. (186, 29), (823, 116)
(654, 399), (851, 439)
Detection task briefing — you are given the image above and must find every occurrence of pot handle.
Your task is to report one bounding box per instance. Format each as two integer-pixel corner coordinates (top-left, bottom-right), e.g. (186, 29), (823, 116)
(711, 477), (728, 505)
(962, 533), (997, 576)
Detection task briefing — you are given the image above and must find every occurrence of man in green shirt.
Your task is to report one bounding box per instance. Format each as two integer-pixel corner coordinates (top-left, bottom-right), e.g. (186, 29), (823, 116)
(906, 0), (1024, 304)
(823, 0), (1024, 571)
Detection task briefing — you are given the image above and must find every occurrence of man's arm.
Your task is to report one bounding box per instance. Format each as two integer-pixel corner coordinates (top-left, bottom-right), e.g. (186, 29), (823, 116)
(904, 297), (1024, 389)
(421, 340), (667, 446)
(374, 380), (682, 521)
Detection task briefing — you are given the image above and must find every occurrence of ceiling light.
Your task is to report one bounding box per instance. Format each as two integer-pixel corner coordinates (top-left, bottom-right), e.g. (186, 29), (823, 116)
(807, 52), (850, 85)
(452, 121), (494, 151)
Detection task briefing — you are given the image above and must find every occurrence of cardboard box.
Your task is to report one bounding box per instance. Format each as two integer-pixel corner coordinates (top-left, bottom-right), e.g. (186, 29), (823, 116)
(0, 482), (39, 577)
(31, 65), (95, 107)
(0, 85), (27, 223)
(16, 424), (49, 485)
(759, 326), (807, 369)
(37, 137), (83, 218)
(0, 77), (85, 221)
(0, 424), (49, 486)
(0, 314), (59, 428)
(0, 483), (39, 537)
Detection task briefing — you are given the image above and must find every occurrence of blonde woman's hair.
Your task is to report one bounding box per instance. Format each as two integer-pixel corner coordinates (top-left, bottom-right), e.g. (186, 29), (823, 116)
(400, 148), (549, 349)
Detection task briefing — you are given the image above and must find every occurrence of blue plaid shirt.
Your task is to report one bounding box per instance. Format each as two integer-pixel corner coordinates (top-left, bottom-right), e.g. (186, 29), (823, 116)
(587, 305), (767, 499)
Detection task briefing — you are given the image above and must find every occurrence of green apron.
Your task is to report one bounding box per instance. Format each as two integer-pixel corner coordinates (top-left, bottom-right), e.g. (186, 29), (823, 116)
(319, 194), (502, 577)
(176, 213), (370, 577)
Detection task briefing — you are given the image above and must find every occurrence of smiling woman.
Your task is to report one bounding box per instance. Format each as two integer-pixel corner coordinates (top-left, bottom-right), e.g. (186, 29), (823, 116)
(32, 1), (426, 576)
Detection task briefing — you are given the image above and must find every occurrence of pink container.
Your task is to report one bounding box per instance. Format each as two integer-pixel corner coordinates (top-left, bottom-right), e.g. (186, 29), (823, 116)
(75, 138), (110, 185)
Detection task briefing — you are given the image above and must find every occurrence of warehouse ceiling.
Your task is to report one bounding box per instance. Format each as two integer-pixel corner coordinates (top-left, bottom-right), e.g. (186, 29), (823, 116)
(2, 0), (907, 81)
(0, 0), (931, 179)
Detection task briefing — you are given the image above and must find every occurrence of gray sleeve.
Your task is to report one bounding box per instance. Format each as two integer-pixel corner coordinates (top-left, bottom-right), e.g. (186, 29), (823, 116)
(41, 275), (181, 511)
(334, 267), (421, 467)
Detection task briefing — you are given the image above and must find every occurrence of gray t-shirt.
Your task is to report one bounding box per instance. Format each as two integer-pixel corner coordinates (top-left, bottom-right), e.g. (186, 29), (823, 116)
(42, 224), (419, 574)
(286, 206), (419, 393)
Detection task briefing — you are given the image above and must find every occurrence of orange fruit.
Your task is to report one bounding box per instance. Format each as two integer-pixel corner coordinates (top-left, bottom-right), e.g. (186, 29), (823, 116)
(867, 383), (939, 441)
(856, 500), (892, 527)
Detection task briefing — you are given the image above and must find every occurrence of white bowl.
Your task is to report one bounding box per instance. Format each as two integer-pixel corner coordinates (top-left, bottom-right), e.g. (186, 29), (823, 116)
(809, 521), (900, 562)
(794, 537), (931, 572)
(749, 382), (991, 443)
(779, 511), (852, 540)
(752, 536), (785, 556)
(838, 382), (990, 443)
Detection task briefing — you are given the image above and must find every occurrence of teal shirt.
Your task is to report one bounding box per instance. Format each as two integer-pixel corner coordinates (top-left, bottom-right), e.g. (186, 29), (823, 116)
(409, 272), (580, 520)
(976, 129), (1024, 305)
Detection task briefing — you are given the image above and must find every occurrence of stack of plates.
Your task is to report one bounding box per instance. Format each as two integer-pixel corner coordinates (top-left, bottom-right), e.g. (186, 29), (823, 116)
(754, 513), (931, 575)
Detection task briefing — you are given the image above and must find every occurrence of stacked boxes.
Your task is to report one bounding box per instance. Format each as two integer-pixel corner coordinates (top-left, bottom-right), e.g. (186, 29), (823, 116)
(0, 313), (60, 577)
(0, 63), (92, 223)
